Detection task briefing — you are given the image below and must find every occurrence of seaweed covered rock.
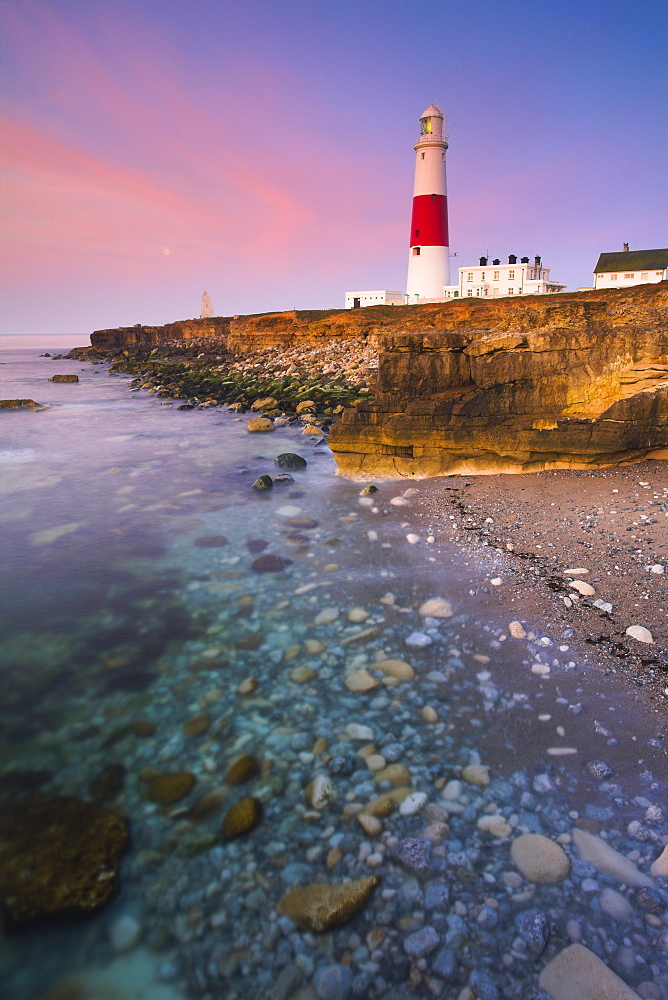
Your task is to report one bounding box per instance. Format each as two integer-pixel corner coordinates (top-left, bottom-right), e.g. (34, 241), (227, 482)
(0, 794), (129, 928)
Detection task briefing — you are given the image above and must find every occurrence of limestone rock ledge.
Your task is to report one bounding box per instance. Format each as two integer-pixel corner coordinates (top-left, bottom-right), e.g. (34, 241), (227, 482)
(329, 282), (668, 477)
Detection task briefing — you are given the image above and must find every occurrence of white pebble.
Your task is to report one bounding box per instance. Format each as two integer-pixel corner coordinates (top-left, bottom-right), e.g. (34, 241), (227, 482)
(406, 533), (420, 544)
(490, 577), (503, 586)
(626, 625), (653, 644)
(390, 496), (410, 506)
(399, 792), (428, 816)
(569, 580), (595, 596)
(109, 915), (141, 954)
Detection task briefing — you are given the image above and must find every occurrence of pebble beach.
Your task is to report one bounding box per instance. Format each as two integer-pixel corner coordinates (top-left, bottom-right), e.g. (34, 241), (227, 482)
(1, 340), (667, 1000)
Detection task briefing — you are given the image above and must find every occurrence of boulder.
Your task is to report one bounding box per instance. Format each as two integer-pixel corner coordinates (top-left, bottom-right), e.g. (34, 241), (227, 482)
(0, 399), (43, 409)
(0, 794), (128, 927)
(247, 417), (274, 432)
(50, 374), (79, 383)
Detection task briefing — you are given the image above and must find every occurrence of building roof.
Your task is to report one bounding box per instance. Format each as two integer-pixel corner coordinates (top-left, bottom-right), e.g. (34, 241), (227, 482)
(594, 249), (668, 273)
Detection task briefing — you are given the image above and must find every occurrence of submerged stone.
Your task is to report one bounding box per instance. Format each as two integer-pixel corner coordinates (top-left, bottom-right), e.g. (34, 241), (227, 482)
(50, 374), (79, 383)
(539, 943), (641, 1000)
(277, 876), (379, 932)
(193, 534), (228, 548)
(147, 772), (196, 805)
(251, 554), (291, 572)
(252, 475), (273, 490)
(0, 794), (128, 927)
(274, 453), (307, 469)
(226, 755), (261, 785)
(222, 797), (263, 839)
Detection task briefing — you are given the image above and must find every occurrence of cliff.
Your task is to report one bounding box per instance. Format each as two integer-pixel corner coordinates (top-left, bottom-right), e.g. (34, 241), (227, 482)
(91, 317), (229, 350)
(328, 282), (668, 477)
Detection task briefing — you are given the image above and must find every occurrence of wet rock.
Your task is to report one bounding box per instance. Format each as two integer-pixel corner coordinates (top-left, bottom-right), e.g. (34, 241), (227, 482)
(345, 669), (378, 693)
(186, 789), (227, 822)
(250, 396), (279, 411)
(305, 775), (336, 810)
(375, 659), (414, 682)
(399, 792), (427, 816)
(431, 947), (456, 981)
(90, 763), (126, 803)
(226, 755), (261, 785)
(147, 772), (196, 804)
(274, 453), (307, 470)
(405, 631), (432, 648)
(359, 485), (378, 495)
(468, 969), (499, 1000)
(636, 886), (666, 913)
(0, 794), (128, 927)
(50, 374), (79, 383)
(539, 943), (641, 1000)
(403, 925), (440, 958)
(327, 754), (357, 777)
(183, 714), (211, 738)
(295, 400), (316, 414)
(252, 475), (273, 490)
(572, 827), (653, 887)
(461, 764), (490, 787)
(193, 534), (228, 547)
(418, 598), (453, 618)
(247, 417), (275, 432)
(584, 759), (614, 780)
(650, 845), (668, 877)
(508, 620), (527, 638)
(109, 913), (141, 953)
(128, 719), (156, 737)
(277, 876), (379, 932)
(394, 838), (432, 873)
(516, 908), (550, 956)
(252, 554), (291, 572)
(313, 963), (353, 1000)
(269, 965), (302, 1000)
(222, 797), (263, 839)
(627, 820), (654, 842)
(0, 398), (43, 409)
(510, 833), (570, 884)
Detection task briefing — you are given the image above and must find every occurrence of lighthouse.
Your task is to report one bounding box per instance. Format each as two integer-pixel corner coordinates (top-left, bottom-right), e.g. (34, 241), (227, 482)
(406, 104), (450, 300)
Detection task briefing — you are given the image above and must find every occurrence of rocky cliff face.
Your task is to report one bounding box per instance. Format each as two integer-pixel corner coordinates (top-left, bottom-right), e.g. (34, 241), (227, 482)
(329, 282), (668, 477)
(91, 317), (229, 349)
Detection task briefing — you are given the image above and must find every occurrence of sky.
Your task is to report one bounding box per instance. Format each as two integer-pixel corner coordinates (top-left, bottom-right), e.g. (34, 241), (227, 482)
(1, 0), (666, 335)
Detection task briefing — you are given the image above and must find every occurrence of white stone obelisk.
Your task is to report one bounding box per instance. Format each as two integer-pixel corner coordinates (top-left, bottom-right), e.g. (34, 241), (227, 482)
(200, 291), (214, 318)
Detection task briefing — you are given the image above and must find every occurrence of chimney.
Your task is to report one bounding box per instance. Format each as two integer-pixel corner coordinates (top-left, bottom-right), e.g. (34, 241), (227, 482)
(623, 242), (629, 252)
(492, 258), (500, 266)
(534, 255), (541, 265)
(479, 256), (488, 266)
(508, 254), (517, 265)
(520, 256), (529, 264)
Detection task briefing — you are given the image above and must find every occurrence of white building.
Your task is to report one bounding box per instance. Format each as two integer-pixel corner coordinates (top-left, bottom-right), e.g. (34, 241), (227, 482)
(344, 290), (404, 309)
(443, 254), (566, 299)
(593, 245), (668, 289)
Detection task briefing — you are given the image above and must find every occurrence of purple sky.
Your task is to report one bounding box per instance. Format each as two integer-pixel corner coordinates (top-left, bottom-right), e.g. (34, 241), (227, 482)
(1, 0), (666, 334)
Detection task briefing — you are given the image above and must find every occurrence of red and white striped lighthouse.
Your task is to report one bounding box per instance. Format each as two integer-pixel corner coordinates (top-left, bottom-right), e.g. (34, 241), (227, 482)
(406, 104), (450, 300)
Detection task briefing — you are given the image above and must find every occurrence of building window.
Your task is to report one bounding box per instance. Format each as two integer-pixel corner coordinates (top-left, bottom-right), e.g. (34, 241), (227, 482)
(467, 272), (473, 281)
(508, 288), (514, 294)
(610, 274), (617, 280)
(467, 289), (473, 296)
(508, 270), (515, 279)
(480, 272), (485, 280)
(453, 291), (459, 297)
(421, 152), (425, 160)
(493, 270), (499, 280)
(624, 273), (633, 279)
(414, 229), (420, 238)
(413, 247), (420, 256)
(641, 272), (648, 279)
(656, 271), (663, 276)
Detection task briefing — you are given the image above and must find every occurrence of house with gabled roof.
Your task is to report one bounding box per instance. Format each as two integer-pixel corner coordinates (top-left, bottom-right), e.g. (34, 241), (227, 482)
(593, 244), (668, 289)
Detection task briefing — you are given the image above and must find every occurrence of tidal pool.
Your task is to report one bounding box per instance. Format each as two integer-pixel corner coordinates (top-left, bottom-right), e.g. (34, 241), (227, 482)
(0, 345), (666, 1000)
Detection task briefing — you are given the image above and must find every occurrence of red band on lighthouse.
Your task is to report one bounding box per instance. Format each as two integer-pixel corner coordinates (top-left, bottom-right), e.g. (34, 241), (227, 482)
(410, 194), (449, 248)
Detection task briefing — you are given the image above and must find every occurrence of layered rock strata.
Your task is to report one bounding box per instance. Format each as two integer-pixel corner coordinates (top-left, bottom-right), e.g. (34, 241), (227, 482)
(329, 282), (668, 477)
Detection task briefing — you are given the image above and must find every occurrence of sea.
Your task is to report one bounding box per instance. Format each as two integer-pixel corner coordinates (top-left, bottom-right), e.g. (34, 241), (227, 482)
(1, 335), (667, 1000)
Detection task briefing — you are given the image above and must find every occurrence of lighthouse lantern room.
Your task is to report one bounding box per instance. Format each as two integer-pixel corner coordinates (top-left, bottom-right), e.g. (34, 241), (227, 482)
(406, 104), (450, 301)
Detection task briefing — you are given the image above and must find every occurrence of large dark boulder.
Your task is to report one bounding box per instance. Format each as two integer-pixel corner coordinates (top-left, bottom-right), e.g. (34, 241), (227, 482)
(0, 795), (129, 928)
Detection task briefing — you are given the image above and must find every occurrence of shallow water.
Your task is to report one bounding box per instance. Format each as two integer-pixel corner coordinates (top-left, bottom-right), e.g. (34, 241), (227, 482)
(1, 346), (667, 1000)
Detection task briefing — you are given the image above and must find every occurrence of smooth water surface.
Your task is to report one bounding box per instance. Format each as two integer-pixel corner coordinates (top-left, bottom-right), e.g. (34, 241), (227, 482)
(1, 346), (666, 1000)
